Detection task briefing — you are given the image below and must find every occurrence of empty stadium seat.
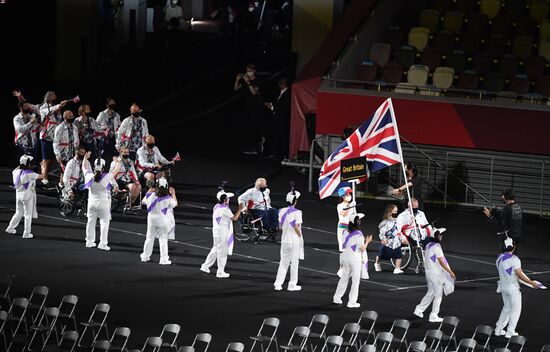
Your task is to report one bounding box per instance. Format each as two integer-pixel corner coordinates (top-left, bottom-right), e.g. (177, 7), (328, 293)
(446, 49), (467, 74)
(524, 55), (545, 79)
(408, 27), (430, 51)
(529, 0), (550, 24)
(420, 9), (441, 33)
(512, 35), (534, 59)
(515, 16), (538, 37)
(487, 34), (508, 58)
(433, 66), (455, 88)
(480, 0), (501, 19)
(407, 64), (430, 85)
(355, 63), (378, 82)
(491, 14), (514, 37)
(459, 70), (480, 90)
(382, 63), (404, 84)
(504, 0), (526, 16)
(459, 33), (481, 56)
(473, 51), (493, 74)
(509, 74), (531, 94)
(434, 31), (455, 54)
(484, 70), (506, 92)
(499, 54), (519, 77)
(538, 38), (550, 61)
(421, 47), (442, 71)
(369, 43), (391, 67)
(540, 19), (550, 40)
(466, 12), (489, 36)
(457, 0), (479, 17)
(444, 11), (464, 34)
(383, 26), (404, 49)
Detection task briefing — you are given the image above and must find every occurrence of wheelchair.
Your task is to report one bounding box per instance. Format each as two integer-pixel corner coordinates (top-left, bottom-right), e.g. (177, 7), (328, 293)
(234, 201), (279, 244)
(56, 185), (87, 217)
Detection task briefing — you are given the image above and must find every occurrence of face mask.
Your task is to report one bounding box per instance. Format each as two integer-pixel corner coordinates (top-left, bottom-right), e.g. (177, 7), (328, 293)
(246, 71), (255, 78)
(248, 6), (255, 12)
(259, 186), (267, 192)
(77, 154), (85, 160)
(122, 154), (129, 159)
(108, 104), (116, 110)
(344, 195), (351, 202)
(391, 213), (398, 218)
(23, 108), (33, 115)
(412, 208), (419, 215)
(65, 118), (74, 124)
(147, 143), (155, 149)
(132, 112), (140, 117)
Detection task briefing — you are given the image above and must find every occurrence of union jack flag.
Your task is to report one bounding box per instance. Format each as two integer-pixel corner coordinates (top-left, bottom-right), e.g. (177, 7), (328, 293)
(318, 98), (402, 199)
(172, 152), (181, 161)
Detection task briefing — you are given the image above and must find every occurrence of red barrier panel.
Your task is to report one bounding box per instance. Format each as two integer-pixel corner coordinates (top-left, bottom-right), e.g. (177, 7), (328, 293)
(317, 91), (550, 156)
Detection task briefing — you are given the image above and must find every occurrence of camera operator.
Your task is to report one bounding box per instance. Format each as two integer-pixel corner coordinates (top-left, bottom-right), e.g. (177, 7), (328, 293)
(483, 189), (523, 250)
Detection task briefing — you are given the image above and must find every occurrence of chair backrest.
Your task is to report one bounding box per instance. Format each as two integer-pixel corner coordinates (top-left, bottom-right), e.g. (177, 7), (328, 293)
(0, 310), (8, 331)
(407, 341), (427, 352)
(506, 335), (526, 352)
(357, 310), (378, 334)
(161, 323), (181, 346)
(541, 344), (550, 352)
(480, 0), (501, 19)
(438, 316), (459, 338)
(179, 347), (195, 352)
(390, 319), (410, 343)
(0, 275), (13, 298)
(89, 303), (110, 325)
(309, 314), (329, 337)
(111, 327), (131, 350)
(423, 329), (442, 351)
(471, 324), (492, 349)
(340, 323), (360, 345)
(369, 43), (391, 68)
(408, 27), (430, 51)
(9, 297), (29, 319)
(143, 336), (163, 351)
(456, 338), (477, 351)
(408, 65), (429, 85)
(287, 326), (310, 351)
(192, 333), (212, 352)
(92, 340), (111, 352)
(539, 39), (550, 61)
(513, 35), (534, 59)
(42, 307), (60, 329)
(359, 344), (376, 352)
(433, 67), (455, 89)
(419, 9), (441, 33)
(374, 332), (394, 352)
(382, 63), (404, 84)
(421, 47), (442, 72)
(59, 295), (78, 317)
(494, 349), (511, 352)
(530, 0), (550, 23)
(323, 335), (343, 352)
(257, 317), (279, 339)
(443, 10), (464, 34)
(59, 331), (79, 352)
(226, 342), (245, 352)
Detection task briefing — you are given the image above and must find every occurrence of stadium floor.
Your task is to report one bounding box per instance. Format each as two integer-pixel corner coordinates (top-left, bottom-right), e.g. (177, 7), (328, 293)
(1, 154), (549, 351)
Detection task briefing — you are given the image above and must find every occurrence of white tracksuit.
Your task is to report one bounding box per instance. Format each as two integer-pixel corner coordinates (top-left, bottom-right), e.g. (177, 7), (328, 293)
(62, 158), (83, 194)
(39, 103), (63, 141)
(53, 122), (80, 161)
(141, 192), (177, 263)
(202, 203), (235, 274)
(116, 116), (148, 151)
(396, 209), (431, 242)
(82, 171), (114, 246)
(274, 206), (304, 288)
(336, 201), (356, 251)
(136, 145), (170, 172)
(415, 242), (447, 317)
(334, 230), (365, 305)
(13, 113), (40, 151)
(96, 109), (121, 138)
(495, 252), (522, 335)
(6, 168), (39, 238)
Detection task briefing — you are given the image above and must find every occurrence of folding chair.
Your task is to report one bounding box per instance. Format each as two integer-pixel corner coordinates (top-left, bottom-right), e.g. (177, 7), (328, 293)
(471, 325), (492, 351)
(78, 303), (111, 347)
(110, 327), (131, 351)
(494, 349), (511, 352)
(192, 333), (212, 352)
(27, 306), (59, 351)
(280, 326), (309, 352)
(437, 316), (459, 352)
(250, 317), (280, 352)
(226, 342), (245, 352)
(389, 319), (410, 351)
(308, 314), (329, 352)
(358, 345), (375, 352)
(143, 336), (163, 352)
(505, 335), (526, 352)
(0, 310), (8, 351)
(160, 323), (181, 350)
(321, 335), (343, 352)
(0, 275), (14, 310)
(407, 341), (426, 352)
(179, 347), (195, 352)
(423, 329), (442, 352)
(542, 345), (550, 352)
(28, 286), (49, 325)
(92, 339), (112, 352)
(59, 331), (79, 352)
(6, 297), (29, 352)
(373, 332), (393, 352)
(58, 295), (79, 334)
(356, 311), (377, 345)
(454, 338), (476, 352)
(339, 323), (360, 352)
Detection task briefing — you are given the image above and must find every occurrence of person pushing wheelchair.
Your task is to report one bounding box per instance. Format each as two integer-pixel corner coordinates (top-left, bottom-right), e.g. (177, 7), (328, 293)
(238, 178), (279, 240)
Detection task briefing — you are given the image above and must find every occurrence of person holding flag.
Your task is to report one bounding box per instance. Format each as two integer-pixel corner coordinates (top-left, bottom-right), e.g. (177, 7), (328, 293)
(201, 189), (244, 278)
(5, 155), (42, 239)
(274, 187), (304, 292)
(333, 213), (373, 308)
(336, 186), (356, 251)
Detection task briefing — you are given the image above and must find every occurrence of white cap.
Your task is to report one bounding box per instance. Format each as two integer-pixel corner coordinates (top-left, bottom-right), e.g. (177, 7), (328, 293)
(348, 212), (365, 223)
(94, 158), (106, 172)
(20, 155), (33, 165)
(158, 177), (169, 188)
(286, 191), (301, 203)
(504, 237), (514, 249)
(216, 190), (234, 201)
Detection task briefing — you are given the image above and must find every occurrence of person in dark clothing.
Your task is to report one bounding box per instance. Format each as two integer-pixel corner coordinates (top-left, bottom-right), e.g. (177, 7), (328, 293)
(483, 189), (523, 250)
(264, 77), (291, 160)
(392, 163), (423, 210)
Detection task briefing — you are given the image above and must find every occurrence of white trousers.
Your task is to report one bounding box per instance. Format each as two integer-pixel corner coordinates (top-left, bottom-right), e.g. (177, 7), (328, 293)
(274, 243), (300, 287)
(416, 271), (444, 316)
(141, 223), (170, 263)
(7, 195), (34, 237)
(203, 234), (228, 274)
(496, 286), (522, 335)
(334, 254), (362, 304)
(86, 202), (111, 245)
(337, 228), (345, 252)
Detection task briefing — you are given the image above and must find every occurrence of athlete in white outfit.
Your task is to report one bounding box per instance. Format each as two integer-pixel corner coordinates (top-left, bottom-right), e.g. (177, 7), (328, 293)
(495, 237), (539, 338)
(141, 178), (178, 265)
(413, 230), (456, 323)
(336, 187), (356, 277)
(82, 153), (119, 250)
(274, 190), (304, 292)
(201, 190), (244, 277)
(5, 155), (42, 239)
(333, 213), (373, 308)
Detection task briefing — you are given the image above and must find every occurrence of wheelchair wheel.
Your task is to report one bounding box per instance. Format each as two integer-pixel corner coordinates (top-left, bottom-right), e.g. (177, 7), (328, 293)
(110, 191), (126, 212)
(57, 195), (75, 217)
(391, 241), (412, 271)
(234, 212), (254, 242)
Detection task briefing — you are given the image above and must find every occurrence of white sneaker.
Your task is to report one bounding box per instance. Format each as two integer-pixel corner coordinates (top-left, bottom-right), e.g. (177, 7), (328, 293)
(160, 260), (172, 265)
(505, 332), (518, 339)
(393, 268), (404, 274)
(428, 314), (443, 323)
(347, 302), (361, 308)
(22, 234), (34, 239)
(274, 285), (283, 291)
(333, 298), (343, 305)
(287, 285), (302, 292)
(141, 256), (150, 262)
(374, 263), (382, 272)
(98, 244), (110, 251)
(86, 242), (96, 248)
(413, 308), (424, 318)
(200, 265), (210, 274)
(494, 329), (505, 336)
(5, 228), (16, 234)
(216, 272), (230, 278)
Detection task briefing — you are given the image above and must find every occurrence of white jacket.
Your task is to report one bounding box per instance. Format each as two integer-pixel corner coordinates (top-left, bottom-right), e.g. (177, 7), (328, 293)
(74, 116), (102, 145)
(396, 209), (430, 240)
(136, 145), (170, 171)
(116, 116), (148, 150)
(39, 103), (64, 141)
(110, 158), (139, 183)
(13, 113), (40, 150)
(63, 157), (83, 189)
(237, 187), (273, 210)
(96, 109), (121, 140)
(53, 122), (80, 161)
